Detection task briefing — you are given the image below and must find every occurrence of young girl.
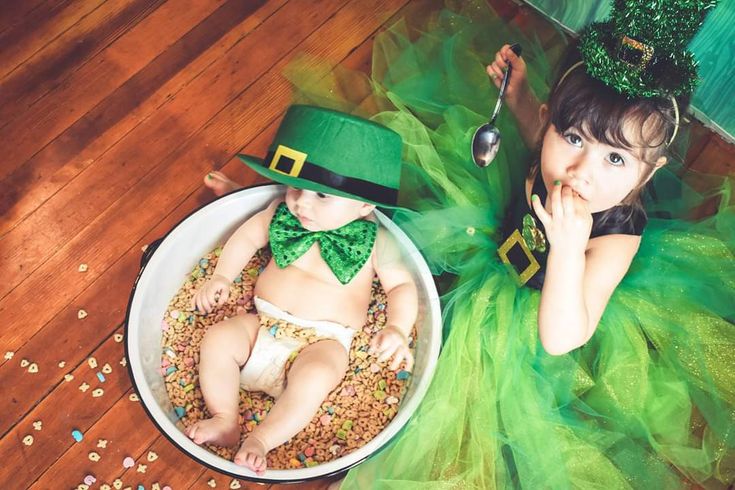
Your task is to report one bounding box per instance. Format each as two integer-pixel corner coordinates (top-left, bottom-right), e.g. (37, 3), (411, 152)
(314, 0), (732, 488)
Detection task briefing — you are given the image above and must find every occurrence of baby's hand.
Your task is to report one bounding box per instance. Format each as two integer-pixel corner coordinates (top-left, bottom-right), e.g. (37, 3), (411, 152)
(191, 274), (232, 314)
(486, 44), (528, 106)
(532, 183), (592, 256)
(369, 325), (414, 372)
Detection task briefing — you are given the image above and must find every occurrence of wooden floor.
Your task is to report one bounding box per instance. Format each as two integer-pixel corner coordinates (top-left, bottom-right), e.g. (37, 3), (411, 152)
(0, 1), (732, 489)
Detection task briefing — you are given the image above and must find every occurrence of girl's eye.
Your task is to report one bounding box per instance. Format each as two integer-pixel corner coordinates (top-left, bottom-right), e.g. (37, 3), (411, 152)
(564, 132), (583, 146)
(316, 192), (327, 199)
(607, 152), (625, 166)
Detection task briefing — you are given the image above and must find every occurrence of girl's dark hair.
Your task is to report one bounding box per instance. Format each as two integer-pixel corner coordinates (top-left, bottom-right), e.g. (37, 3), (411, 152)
(540, 40), (690, 207)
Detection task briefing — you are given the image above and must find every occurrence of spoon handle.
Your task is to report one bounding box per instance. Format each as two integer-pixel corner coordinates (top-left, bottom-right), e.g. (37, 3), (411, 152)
(488, 43), (522, 126)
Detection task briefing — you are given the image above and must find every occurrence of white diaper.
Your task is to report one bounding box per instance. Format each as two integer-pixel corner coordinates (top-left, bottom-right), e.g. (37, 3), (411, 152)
(239, 296), (356, 398)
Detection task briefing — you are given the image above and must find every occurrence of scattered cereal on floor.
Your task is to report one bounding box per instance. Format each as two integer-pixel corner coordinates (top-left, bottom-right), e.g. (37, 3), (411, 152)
(102, 363), (113, 374)
(79, 382), (90, 393)
(58, 361), (66, 368)
(92, 388), (104, 398)
(229, 480), (241, 489)
(147, 450), (158, 462)
(136, 463), (147, 473)
(97, 439), (108, 448)
(120, 357), (127, 367)
(83, 475), (96, 486)
(72, 429), (84, 442)
(20, 359), (29, 367)
(33, 420), (42, 431)
(88, 357), (98, 369)
(113, 479), (123, 489)
(207, 478), (216, 488)
(129, 393), (139, 402)
(28, 362), (38, 373)
(152, 484), (161, 490)
(77, 484), (89, 490)
(64, 374), (74, 382)
(78, 263), (89, 272)
(101, 484), (111, 490)
(96, 372), (106, 382)
(78, 309), (88, 319)
(88, 451), (100, 462)
(22, 434), (34, 446)
(4, 351), (13, 360)
(123, 456), (135, 468)
(114, 333), (124, 343)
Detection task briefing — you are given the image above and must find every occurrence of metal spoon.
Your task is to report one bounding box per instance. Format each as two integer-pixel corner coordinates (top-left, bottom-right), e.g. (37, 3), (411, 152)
(471, 43), (523, 168)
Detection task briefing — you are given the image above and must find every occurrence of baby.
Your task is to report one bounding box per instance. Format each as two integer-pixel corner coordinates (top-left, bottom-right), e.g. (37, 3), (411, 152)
(185, 105), (418, 475)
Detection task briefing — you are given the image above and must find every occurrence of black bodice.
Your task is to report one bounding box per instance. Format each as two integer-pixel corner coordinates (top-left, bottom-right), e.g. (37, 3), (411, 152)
(498, 172), (647, 289)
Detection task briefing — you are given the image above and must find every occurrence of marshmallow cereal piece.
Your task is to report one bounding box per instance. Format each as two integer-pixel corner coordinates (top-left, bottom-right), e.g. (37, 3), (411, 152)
(88, 451), (101, 462)
(101, 363), (113, 374)
(113, 479), (123, 489)
(28, 363), (38, 373)
(122, 456), (135, 468)
(22, 434), (34, 446)
(230, 480), (242, 489)
(129, 393), (139, 402)
(92, 388), (104, 398)
(87, 357), (98, 369)
(147, 450), (158, 462)
(20, 359), (29, 368)
(114, 333), (123, 343)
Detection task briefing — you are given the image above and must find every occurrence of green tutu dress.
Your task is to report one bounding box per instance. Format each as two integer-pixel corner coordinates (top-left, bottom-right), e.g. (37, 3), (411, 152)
(287, 2), (735, 488)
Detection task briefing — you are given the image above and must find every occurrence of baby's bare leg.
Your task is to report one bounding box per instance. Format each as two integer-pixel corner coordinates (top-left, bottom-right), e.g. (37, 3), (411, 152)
(235, 339), (349, 474)
(186, 314), (259, 447)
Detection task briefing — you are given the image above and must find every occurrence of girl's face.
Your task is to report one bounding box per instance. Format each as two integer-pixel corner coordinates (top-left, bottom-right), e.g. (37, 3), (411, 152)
(539, 122), (656, 213)
(284, 187), (375, 231)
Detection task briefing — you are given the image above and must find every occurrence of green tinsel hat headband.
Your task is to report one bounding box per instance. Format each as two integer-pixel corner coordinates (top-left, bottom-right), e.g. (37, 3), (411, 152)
(577, 0), (718, 98)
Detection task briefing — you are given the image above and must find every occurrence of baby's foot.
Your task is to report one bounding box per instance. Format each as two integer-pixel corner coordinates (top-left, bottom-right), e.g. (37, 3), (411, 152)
(185, 415), (240, 447)
(234, 435), (268, 475)
(204, 171), (240, 196)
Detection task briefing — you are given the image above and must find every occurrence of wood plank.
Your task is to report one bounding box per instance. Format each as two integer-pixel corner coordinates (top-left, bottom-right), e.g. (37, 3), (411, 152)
(0, 327), (129, 489)
(0, 0), (55, 35)
(0, 0), (383, 339)
(0, 0), (221, 181)
(0, 0), (279, 237)
(0, 0), (102, 81)
(0, 0), (166, 131)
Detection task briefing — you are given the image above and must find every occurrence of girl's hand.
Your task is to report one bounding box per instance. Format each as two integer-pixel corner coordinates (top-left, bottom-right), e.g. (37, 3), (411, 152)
(486, 44), (528, 107)
(191, 274), (232, 314)
(369, 325), (414, 372)
(532, 183), (592, 256)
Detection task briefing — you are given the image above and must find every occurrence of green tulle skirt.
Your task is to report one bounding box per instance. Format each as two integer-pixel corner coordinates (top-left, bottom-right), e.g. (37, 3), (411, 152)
(286, 1), (735, 488)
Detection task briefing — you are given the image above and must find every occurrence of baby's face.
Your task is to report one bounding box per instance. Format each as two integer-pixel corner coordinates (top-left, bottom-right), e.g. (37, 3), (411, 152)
(284, 187), (375, 231)
(539, 123), (652, 213)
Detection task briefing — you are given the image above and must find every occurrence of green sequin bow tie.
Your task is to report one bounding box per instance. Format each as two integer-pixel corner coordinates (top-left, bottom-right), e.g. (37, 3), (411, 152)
(269, 203), (377, 284)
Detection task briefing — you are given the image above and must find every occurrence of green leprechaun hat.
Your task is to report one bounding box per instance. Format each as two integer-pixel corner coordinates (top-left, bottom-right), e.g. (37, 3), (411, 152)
(238, 105), (403, 208)
(578, 0), (718, 98)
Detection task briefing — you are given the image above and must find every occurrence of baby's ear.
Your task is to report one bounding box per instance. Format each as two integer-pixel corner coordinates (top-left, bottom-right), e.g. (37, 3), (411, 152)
(654, 156), (668, 168)
(359, 203), (376, 217)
